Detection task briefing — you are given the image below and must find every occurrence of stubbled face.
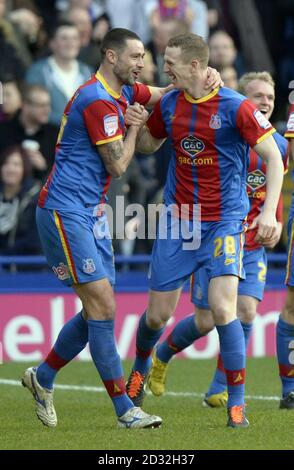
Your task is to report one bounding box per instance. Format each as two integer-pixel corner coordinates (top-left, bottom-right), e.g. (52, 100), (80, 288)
(113, 39), (145, 85)
(1, 152), (24, 186)
(163, 46), (192, 89)
(245, 79), (275, 120)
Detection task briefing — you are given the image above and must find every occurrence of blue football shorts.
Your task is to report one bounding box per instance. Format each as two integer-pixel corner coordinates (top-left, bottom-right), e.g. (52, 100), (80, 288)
(148, 208), (245, 292)
(191, 246), (267, 309)
(36, 207), (115, 286)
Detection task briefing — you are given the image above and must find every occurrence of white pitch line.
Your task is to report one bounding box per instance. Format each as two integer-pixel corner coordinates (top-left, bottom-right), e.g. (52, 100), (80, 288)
(0, 378), (280, 401)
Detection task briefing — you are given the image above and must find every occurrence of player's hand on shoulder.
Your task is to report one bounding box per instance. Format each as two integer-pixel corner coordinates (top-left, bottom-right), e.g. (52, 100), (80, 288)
(205, 67), (224, 91)
(125, 102), (149, 128)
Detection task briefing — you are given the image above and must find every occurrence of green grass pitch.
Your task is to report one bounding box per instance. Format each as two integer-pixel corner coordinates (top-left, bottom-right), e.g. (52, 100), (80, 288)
(0, 358), (293, 450)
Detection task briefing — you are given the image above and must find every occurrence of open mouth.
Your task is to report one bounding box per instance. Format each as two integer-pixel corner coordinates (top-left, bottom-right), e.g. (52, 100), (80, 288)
(260, 108), (269, 115)
(132, 71), (140, 80)
(168, 73), (176, 83)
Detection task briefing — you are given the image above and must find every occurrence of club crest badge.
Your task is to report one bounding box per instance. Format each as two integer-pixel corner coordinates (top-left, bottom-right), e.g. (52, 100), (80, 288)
(82, 258), (96, 274)
(209, 114), (222, 129)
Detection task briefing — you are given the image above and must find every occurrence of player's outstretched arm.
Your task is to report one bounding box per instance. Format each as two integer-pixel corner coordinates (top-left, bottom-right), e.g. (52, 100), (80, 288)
(136, 125), (166, 154)
(250, 135), (284, 241)
(146, 84), (174, 107)
(146, 67), (222, 107)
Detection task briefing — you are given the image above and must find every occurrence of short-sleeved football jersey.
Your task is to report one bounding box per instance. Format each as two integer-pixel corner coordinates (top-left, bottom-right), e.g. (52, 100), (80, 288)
(38, 72), (151, 215)
(147, 87), (276, 221)
(245, 132), (288, 250)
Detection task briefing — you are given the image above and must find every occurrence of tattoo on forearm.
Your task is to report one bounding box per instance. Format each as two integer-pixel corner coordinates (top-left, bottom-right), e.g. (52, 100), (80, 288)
(100, 140), (123, 165)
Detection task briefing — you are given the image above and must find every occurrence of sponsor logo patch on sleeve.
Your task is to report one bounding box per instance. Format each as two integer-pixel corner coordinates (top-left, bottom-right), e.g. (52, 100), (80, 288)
(253, 109), (271, 130)
(103, 114), (118, 137)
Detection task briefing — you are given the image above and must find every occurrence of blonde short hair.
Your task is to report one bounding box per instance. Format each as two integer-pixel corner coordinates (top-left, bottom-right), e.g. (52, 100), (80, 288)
(238, 71), (275, 95)
(167, 33), (209, 68)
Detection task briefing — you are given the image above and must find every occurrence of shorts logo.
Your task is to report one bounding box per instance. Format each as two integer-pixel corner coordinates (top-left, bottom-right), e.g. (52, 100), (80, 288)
(253, 109), (271, 129)
(247, 169), (266, 191)
(181, 135), (205, 157)
(82, 258), (96, 274)
(225, 257), (235, 266)
(103, 114), (118, 137)
(209, 114), (222, 129)
(52, 262), (70, 281)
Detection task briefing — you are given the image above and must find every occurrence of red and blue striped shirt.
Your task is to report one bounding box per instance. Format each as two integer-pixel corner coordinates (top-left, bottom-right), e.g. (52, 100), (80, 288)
(147, 86), (276, 222)
(38, 73), (151, 215)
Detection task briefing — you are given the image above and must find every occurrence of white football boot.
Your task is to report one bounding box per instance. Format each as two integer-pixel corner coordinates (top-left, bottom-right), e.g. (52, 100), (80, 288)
(22, 367), (57, 427)
(118, 407), (162, 429)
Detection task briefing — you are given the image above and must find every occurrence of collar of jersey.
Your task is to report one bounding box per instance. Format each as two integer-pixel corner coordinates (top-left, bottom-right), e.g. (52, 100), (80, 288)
(184, 87), (219, 104)
(96, 72), (121, 99)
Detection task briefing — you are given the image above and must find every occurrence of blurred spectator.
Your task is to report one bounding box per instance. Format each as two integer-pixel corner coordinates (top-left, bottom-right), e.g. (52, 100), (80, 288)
(0, 145), (41, 259)
(220, 65), (238, 90)
(92, 12), (111, 44)
(8, 7), (46, 58)
(147, 17), (189, 86)
(25, 21), (92, 125)
(33, 0), (58, 35)
(104, 0), (154, 44)
(208, 30), (246, 77)
(189, 0), (208, 40)
(149, 0), (208, 40)
(0, 84), (59, 181)
(139, 50), (156, 86)
(66, 6), (92, 48)
(151, 0), (193, 27)
(134, 49), (159, 203)
(66, 6), (102, 69)
(0, 80), (22, 122)
(58, 0), (103, 21)
(0, 0), (26, 80)
(227, 0), (274, 75)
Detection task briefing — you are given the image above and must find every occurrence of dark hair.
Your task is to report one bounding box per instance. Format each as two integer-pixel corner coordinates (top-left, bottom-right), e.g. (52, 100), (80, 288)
(100, 28), (141, 60)
(0, 145), (32, 182)
(49, 21), (78, 40)
(21, 83), (49, 103)
(167, 33), (209, 68)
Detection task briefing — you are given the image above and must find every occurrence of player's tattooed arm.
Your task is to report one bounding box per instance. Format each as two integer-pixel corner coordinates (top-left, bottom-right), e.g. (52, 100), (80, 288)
(136, 125), (166, 154)
(98, 127), (139, 178)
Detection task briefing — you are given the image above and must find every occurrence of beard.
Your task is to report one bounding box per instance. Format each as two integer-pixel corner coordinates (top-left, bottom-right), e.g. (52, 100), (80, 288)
(113, 63), (135, 86)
